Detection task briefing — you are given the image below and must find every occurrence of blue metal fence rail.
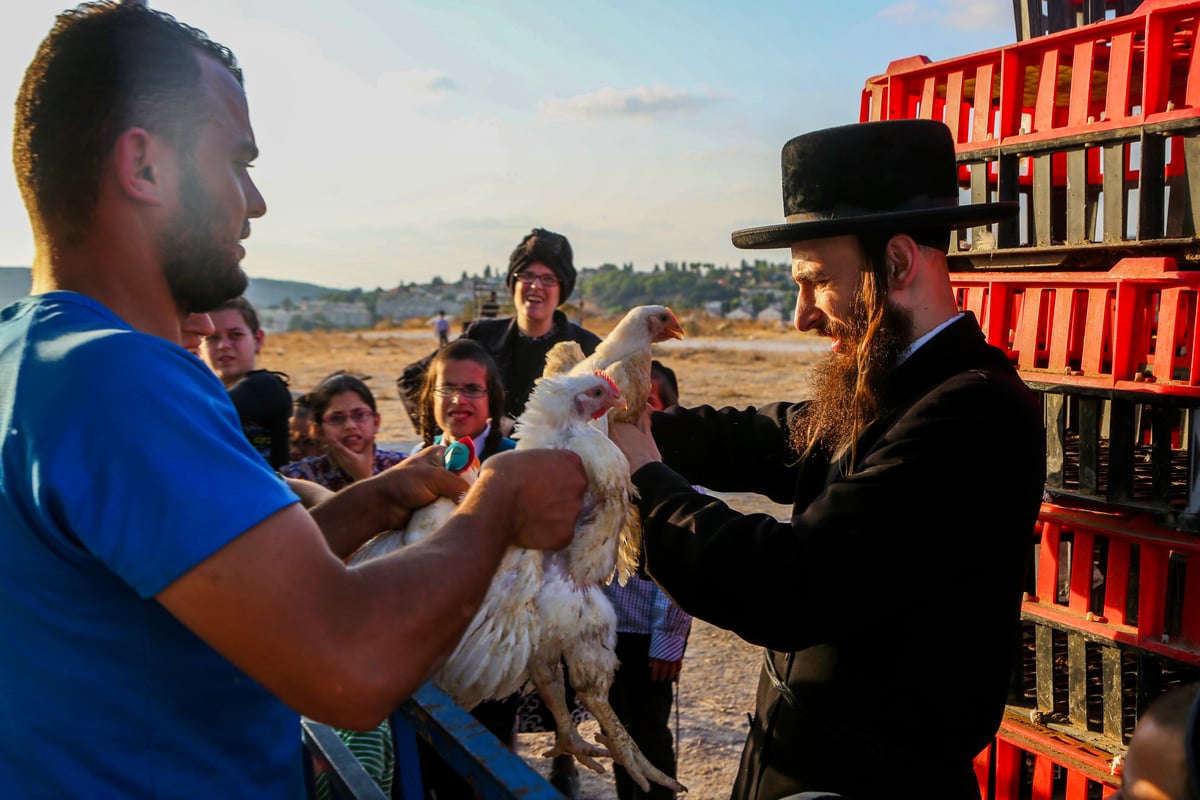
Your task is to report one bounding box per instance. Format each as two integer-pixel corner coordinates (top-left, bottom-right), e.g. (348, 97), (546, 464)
(303, 683), (563, 799)
(302, 718), (389, 800)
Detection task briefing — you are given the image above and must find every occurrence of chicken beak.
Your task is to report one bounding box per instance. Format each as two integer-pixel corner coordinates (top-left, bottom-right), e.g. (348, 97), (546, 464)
(661, 309), (685, 341)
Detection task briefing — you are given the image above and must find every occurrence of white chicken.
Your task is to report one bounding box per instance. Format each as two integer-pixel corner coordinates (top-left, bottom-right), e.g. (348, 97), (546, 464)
(347, 333), (686, 793)
(544, 304), (684, 427)
(513, 371), (684, 795)
(349, 438), (479, 561)
(347, 439), (539, 709)
(542, 304), (684, 585)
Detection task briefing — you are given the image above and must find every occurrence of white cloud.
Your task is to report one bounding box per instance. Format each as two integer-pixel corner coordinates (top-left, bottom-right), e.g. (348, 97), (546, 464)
(376, 69), (455, 103)
(876, 0), (1007, 31)
(943, 0), (1009, 30)
(878, 1), (920, 23)
(541, 85), (725, 122)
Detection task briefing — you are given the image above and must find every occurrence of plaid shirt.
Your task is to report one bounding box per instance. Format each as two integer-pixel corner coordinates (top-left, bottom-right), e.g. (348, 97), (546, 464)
(603, 574), (692, 663)
(279, 448), (406, 492)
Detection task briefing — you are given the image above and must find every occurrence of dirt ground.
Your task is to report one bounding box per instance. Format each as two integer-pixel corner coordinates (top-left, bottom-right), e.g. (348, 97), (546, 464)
(258, 318), (822, 799)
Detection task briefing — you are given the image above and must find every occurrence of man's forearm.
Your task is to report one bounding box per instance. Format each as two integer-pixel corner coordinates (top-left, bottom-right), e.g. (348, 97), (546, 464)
(310, 479), (411, 559)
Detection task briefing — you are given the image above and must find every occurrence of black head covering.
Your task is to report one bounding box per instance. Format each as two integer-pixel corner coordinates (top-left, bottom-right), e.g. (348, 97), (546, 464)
(505, 228), (576, 301)
(731, 119), (1018, 249)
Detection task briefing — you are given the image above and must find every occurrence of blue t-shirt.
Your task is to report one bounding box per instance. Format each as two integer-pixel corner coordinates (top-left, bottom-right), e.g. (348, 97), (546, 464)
(0, 293), (302, 797)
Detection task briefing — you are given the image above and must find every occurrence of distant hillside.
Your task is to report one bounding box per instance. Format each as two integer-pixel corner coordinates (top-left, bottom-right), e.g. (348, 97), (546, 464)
(0, 268), (337, 310)
(245, 278), (338, 308)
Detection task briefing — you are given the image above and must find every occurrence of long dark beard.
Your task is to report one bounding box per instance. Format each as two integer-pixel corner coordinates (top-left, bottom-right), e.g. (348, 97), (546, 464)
(790, 297), (914, 459)
(159, 160), (248, 314)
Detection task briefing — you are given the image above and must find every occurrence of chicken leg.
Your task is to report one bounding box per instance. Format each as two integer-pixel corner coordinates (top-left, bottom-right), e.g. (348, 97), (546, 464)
(528, 646), (609, 774)
(561, 590), (687, 795)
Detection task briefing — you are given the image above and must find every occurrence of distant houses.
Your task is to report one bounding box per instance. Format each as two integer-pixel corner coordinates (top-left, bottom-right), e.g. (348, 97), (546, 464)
(258, 284), (486, 333)
(756, 305), (786, 325)
(254, 267), (797, 333)
(373, 287), (476, 326)
(5, 260), (797, 334)
(258, 301), (373, 333)
(258, 291), (791, 333)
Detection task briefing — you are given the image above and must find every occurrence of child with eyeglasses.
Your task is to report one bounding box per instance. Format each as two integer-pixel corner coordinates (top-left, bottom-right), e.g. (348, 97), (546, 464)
(396, 228), (602, 446)
(412, 339), (522, 795)
(417, 339), (517, 461)
(280, 372), (405, 492)
(281, 371), (408, 799)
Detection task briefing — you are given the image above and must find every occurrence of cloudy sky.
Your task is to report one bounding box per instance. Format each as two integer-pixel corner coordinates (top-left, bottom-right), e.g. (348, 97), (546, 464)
(0, 0), (1016, 288)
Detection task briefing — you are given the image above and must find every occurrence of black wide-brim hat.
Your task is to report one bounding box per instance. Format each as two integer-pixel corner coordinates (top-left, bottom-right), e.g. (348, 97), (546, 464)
(731, 119), (1018, 249)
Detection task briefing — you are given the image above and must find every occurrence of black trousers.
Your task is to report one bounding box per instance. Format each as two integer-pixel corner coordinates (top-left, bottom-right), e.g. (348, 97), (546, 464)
(608, 633), (678, 800)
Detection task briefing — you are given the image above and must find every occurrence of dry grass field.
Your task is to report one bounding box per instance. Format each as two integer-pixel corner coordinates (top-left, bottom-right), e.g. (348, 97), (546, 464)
(258, 315), (817, 446)
(257, 315), (825, 799)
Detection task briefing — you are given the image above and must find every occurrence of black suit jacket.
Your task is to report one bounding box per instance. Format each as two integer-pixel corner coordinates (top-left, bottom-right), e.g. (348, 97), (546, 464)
(634, 314), (1045, 800)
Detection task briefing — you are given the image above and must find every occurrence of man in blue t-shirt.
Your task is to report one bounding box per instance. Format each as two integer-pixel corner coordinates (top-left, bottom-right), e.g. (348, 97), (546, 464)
(1, 5), (587, 797)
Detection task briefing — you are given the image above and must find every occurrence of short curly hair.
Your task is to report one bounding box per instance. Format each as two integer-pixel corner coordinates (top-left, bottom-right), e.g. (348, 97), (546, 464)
(13, 1), (242, 244)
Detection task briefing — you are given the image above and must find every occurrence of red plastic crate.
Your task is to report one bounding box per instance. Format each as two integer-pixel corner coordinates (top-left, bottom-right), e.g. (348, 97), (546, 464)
(1029, 502), (1200, 662)
(862, 0), (1200, 148)
(862, 1), (1200, 263)
(974, 711), (1120, 799)
(1002, 503), (1200, 747)
(1015, 1), (1145, 42)
(953, 257), (1200, 394)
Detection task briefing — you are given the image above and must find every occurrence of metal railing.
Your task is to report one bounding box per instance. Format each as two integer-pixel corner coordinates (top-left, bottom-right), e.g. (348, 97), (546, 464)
(303, 683), (563, 799)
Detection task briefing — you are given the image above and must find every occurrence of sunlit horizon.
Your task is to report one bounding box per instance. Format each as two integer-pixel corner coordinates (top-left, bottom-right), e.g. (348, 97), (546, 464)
(1, 0), (1016, 290)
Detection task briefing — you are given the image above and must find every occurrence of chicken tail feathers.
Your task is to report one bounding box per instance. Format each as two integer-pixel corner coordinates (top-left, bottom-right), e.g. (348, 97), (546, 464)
(543, 340), (586, 378)
(614, 496), (643, 587)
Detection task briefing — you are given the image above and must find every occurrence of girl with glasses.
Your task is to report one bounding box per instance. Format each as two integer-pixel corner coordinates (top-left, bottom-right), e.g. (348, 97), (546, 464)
(418, 340), (516, 462)
(413, 340), (523, 796)
(280, 372), (405, 492)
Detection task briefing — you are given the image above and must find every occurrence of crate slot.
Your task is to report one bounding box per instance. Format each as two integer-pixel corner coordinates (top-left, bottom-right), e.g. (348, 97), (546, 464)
(863, 1), (1200, 265)
(974, 710), (1120, 799)
(953, 258), (1200, 396)
(1025, 503), (1200, 659)
(1044, 391), (1200, 521)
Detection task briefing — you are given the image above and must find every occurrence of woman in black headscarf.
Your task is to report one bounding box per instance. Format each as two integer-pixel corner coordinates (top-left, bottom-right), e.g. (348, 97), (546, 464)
(397, 227), (600, 428)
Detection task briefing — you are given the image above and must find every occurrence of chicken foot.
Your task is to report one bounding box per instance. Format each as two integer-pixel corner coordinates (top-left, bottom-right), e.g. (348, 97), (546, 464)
(575, 687), (687, 794)
(527, 658), (610, 774)
(556, 589), (687, 795)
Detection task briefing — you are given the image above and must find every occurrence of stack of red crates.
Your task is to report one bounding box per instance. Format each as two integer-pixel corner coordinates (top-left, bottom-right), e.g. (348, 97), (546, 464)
(861, 1), (1200, 797)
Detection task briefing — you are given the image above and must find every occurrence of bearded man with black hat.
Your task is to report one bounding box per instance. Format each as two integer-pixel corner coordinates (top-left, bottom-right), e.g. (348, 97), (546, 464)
(610, 119), (1046, 800)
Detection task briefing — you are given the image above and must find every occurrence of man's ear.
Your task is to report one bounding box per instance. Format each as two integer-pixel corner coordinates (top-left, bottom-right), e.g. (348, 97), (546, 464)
(113, 128), (170, 206)
(883, 234), (922, 291)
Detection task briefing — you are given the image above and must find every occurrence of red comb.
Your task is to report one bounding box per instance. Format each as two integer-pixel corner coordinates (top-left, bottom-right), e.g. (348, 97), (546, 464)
(594, 370), (620, 395)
